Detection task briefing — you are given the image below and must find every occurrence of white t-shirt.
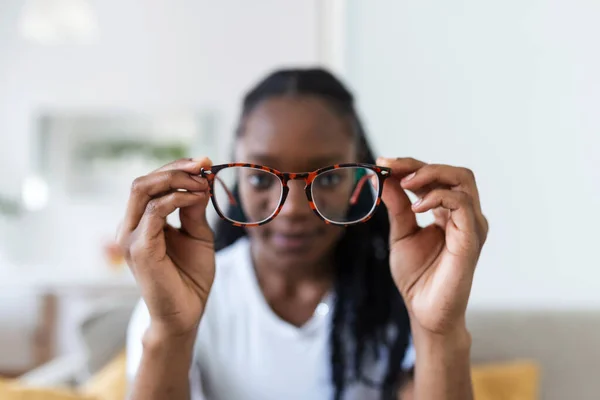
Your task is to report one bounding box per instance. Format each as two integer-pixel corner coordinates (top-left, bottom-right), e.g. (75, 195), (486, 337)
(127, 237), (415, 400)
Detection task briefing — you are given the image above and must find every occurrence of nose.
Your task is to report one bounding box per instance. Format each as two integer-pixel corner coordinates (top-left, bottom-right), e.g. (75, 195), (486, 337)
(279, 180), (312, 219)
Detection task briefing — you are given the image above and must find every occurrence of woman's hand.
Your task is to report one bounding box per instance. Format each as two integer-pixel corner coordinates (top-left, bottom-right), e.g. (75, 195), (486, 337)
(117, 157), (216, 338)
(377, 157), (488, 335)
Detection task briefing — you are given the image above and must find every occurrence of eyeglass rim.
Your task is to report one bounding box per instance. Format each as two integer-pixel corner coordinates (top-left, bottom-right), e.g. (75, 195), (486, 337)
(200, 162), (391, 227)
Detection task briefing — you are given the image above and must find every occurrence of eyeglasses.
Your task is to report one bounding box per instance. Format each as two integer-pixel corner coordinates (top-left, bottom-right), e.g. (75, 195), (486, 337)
(200, 163), (391, 227)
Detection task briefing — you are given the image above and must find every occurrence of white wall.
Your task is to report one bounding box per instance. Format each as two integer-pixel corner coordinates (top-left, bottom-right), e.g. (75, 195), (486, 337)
(0, 0), (321, 369)
(344, 0), (600, 309)
(0, 0), (321, 265)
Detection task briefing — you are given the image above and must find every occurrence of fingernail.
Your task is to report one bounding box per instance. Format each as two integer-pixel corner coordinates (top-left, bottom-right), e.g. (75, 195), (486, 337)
(191, 157), (212, 168)
(412, 197), (422, 207)
(192, 191), (206, 196)
(402, 172), (416, 182)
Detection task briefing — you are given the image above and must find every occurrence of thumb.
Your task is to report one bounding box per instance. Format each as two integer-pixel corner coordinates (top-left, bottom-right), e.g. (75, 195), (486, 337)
(381, 176), (419, 244)
(179, 192), (213, 241)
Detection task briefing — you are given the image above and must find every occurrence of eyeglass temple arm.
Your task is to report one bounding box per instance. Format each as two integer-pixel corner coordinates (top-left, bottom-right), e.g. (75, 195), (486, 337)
(349, 175), (377, 205)
(204, 173), (237, 206)
(216, 176), (238, 206)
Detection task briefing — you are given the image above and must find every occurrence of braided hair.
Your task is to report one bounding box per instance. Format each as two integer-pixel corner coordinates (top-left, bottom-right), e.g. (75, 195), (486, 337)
(214, 68), (412, 400)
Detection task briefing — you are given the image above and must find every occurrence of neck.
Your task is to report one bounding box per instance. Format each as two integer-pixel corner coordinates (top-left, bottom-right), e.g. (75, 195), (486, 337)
(249, 241), (336, 327)
(250, 243), (335, 293)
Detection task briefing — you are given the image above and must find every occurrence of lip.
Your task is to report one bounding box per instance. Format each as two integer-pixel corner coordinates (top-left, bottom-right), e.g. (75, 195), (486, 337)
(270, 232), (317, 251)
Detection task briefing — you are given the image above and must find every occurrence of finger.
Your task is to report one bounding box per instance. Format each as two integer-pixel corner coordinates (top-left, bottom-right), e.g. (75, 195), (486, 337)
(123, 170), (209, 234)
(401, 164), (488, 241)
(138, 191), (208, 245)
(411, 182), (451, 198)
(179, 190), (213, 241)
(377, 157), (427, 180)
(432, 208), (452, 229)
(412, 189), (477, 234)
(381, 177), (419, 244)
(400, 164), (481, 212)
(164, 224), (213, 290)
(127, 222), (192, 320)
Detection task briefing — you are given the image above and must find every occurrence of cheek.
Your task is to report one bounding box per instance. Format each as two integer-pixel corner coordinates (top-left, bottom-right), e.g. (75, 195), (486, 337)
(313, 184), (353, 207)
(238, 182), (281, 221)
(311, 183), (356, 222)
(308, 226), (345, 258)
(245, 225), (267, 240)
(320, 225), (345, 247)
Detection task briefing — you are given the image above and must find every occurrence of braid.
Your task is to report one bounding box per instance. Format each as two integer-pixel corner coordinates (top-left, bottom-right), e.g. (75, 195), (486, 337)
(330, 266), (349, 400)
(214, 68), (412, 399)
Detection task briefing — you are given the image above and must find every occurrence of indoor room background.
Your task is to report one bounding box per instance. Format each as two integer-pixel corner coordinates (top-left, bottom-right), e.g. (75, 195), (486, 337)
(0, 1), (598, 399)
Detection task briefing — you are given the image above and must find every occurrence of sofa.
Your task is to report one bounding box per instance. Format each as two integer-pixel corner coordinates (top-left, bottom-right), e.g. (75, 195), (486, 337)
(467, 310), (600, 400)
(6, 299), (600, 399)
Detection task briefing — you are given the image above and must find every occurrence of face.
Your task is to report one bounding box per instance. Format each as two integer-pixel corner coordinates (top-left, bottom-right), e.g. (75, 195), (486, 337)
(235, 96), (359, 270)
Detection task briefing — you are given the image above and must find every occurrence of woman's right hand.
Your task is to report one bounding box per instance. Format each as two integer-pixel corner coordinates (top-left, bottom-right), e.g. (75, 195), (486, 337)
(117, 157), (215, 338)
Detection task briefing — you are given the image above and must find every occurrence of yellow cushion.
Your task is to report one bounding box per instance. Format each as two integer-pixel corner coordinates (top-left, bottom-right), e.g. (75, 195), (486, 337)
(81, 350), (127, 400)
(471, 360), (540, 400)
(0, 350), (128, 400)
(78, 352), (541, 400)
(4, 355), (539, 400)
(0, 377), (96, 400)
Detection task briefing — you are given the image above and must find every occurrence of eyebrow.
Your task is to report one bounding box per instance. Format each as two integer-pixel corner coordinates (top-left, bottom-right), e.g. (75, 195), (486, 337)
(244, 154), (349, 171)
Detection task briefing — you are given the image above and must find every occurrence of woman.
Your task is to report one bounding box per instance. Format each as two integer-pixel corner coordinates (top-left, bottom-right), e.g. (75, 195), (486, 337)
(123, 68), (488, 400)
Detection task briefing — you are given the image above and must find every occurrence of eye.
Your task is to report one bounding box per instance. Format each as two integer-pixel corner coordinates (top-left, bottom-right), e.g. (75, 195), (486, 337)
(247, 172), (276, 190)
(315, 171), (345, 188)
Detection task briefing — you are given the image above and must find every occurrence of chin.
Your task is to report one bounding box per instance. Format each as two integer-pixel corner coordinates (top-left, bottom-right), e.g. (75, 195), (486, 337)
(256, 238), (328, 269)
(248, 227), (342, 268)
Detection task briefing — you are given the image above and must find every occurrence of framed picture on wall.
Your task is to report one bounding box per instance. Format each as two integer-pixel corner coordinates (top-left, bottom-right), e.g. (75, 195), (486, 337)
(33, 111), (218, 200)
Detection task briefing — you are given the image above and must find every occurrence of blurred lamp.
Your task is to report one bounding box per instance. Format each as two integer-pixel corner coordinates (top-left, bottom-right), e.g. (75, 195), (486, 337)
(18, 0), (99, 45)
(21, 175), (49, 211)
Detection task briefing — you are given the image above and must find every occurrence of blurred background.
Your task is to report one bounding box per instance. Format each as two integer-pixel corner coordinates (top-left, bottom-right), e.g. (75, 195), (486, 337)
(0, 0), (598, 399)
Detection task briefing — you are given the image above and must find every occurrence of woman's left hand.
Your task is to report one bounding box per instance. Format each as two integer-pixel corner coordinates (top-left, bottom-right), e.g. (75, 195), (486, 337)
(377, 157), (488, 335)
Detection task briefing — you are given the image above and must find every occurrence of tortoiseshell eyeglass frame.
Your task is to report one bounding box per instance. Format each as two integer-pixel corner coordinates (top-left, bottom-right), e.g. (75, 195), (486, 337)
(200, 163), (391, 227)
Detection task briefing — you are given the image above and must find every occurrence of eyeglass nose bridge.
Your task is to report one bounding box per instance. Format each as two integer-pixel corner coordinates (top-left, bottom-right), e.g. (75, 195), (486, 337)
(278, 173), (316, 202)
(276, 172), (322, 217)
(279, 171), (315, 185)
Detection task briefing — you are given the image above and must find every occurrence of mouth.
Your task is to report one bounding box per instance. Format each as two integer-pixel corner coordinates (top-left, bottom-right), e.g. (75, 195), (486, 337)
(270, 232), (319, 251)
